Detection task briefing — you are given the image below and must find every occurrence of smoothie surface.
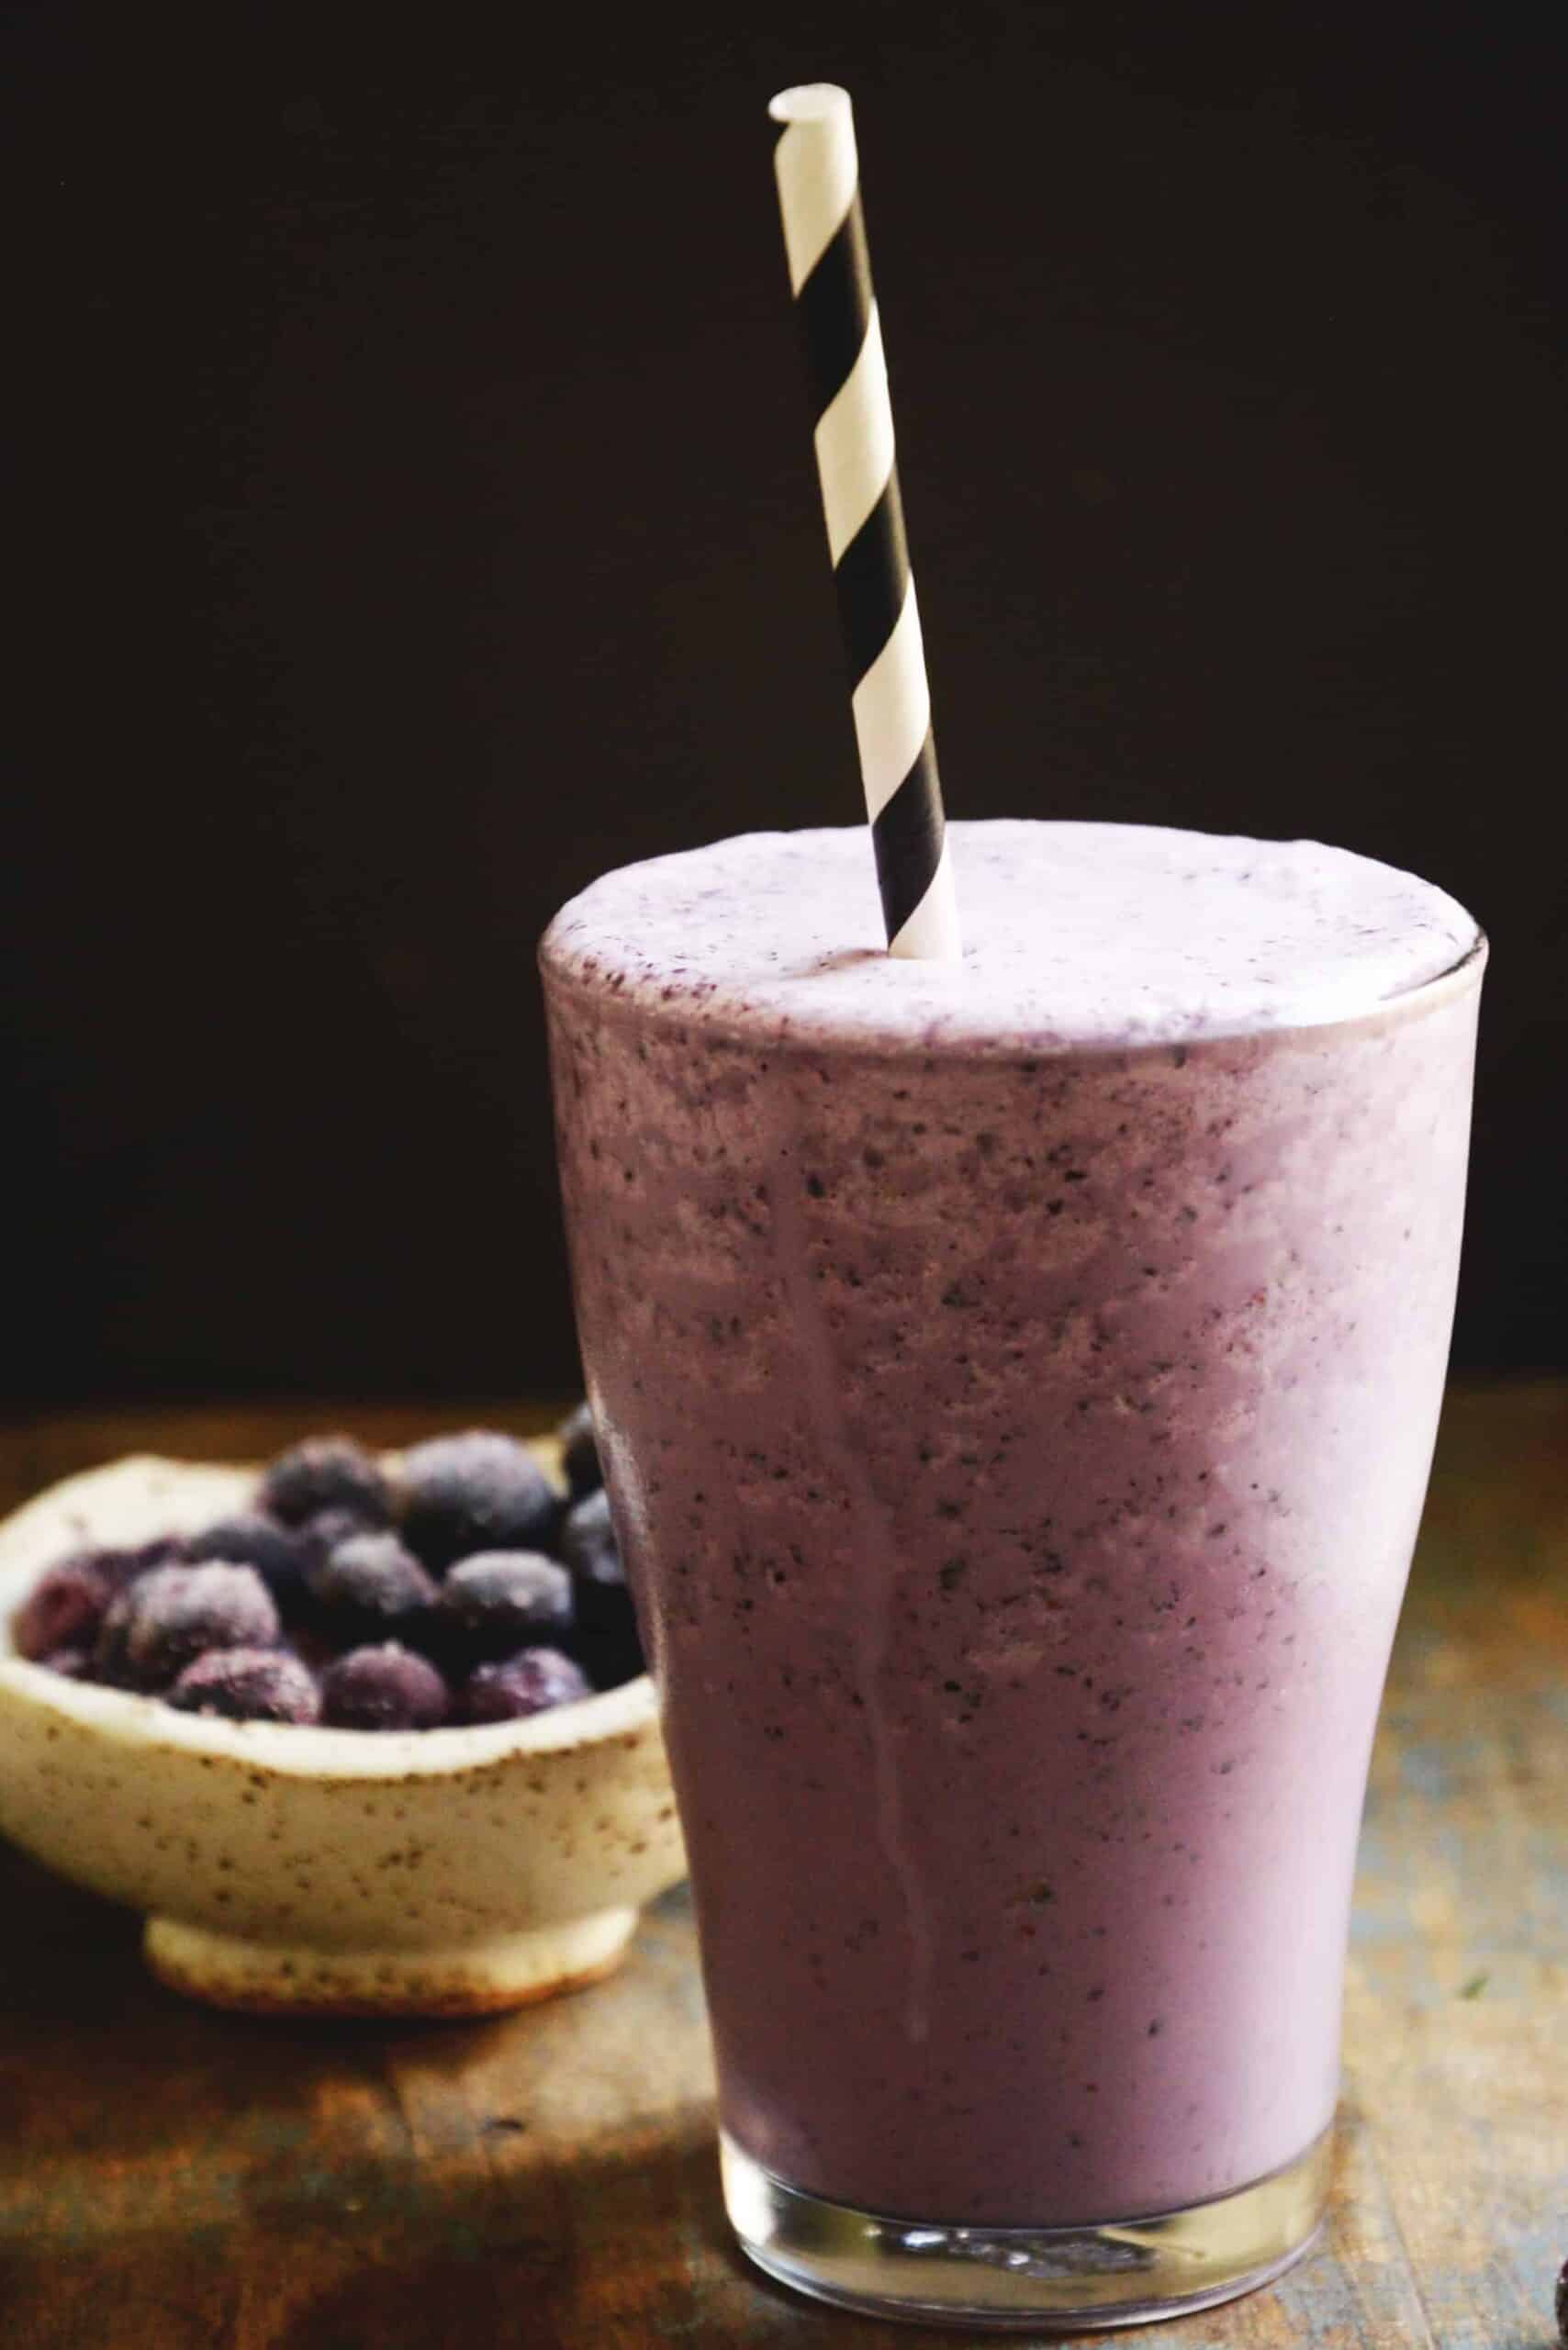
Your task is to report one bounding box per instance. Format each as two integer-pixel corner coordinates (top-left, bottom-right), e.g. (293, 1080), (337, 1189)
(542, 820), (1479, 1052)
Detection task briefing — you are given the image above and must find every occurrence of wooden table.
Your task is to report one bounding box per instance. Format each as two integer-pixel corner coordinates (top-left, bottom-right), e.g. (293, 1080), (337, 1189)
(0, 1388), (1562, 2348)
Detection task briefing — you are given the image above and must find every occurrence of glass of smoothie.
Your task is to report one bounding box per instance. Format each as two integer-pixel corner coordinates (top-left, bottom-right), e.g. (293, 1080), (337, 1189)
(540, 819), (1484, 2329)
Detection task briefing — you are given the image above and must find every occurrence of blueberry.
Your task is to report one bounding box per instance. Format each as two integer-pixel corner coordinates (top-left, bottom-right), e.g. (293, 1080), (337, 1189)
(122, 1535), (191, 1575)
(463, 1647), (592, 1723)
(1557, 2255), (1567, 2347)
(439, 1551), (574, 1660)
(558, 1487), (621, 1585)
(556, 1401), (602, 1499)
(95, 1562), (280, 1691)
(39, 1645), (93, 1680)
(296, 1505), (384, 1574)
(169, 1647), (321, 1725)
(320, 1643), (450, 1730)
(11, 1541), (186, 1666)
(310, 1531), (438, 1639)
(258, 1436), (392, 1528)
(558, 1489), (645, 1686)
(187, 1513), (310, 1610)
(90, 1595), (137, 1686)
(400, 1432), (557, 1572)
(12, 1553), (117, 1661)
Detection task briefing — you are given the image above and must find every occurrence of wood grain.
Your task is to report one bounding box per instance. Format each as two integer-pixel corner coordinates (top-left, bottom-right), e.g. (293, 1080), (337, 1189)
(0, 1385), (1562, 2348)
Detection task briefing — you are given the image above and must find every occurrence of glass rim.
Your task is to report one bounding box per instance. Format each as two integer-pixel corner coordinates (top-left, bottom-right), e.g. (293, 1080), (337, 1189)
(541, 924), (1488, 1066)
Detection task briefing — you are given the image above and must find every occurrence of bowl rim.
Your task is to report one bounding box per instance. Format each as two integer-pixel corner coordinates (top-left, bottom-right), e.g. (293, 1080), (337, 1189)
(0, 1453), (660, 1782)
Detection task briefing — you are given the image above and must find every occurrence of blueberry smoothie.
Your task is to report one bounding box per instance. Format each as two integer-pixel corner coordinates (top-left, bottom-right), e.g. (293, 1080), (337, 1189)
(541, 822), (1482, 2236)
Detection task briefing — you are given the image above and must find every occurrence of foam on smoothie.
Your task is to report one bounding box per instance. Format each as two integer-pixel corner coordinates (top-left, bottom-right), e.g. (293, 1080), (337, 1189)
(544, 820), (1478, 1051)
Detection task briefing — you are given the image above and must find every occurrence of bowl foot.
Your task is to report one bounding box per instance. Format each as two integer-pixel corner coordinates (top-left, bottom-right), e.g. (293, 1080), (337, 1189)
(143, 1905), (641, 2017)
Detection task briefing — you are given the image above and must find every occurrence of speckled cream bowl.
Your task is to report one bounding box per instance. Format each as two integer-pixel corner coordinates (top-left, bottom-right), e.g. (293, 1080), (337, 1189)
(0, 1454), (685, 2016)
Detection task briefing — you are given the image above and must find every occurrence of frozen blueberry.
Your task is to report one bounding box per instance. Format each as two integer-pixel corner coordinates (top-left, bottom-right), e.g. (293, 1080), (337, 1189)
(11, 1539), (186, 1667)
(296, 1503), (383, 1572)
(310, 1531), (438, 1640)
(258, 1436), (392, 1528)
(1557, 2255), (1567, 2347)
(558, 1487), (620, 1584)
(12, 1553), (117, 1661)
(90, 1593), (136, 1685)
(186, 1513), (310, 1610)
(400, 1432), (557, 1572)
(438, 1551), (574, 1660)
(320, 1643), (449, 1730)
(556, 1401), (602, 1499)
(39, 1645), (93, 1680)
(169, 1647), (321, 1725)
(121, 1535), (191, 1575)
(558, 1489), (644, 1684)
(95, 1562), (279, 1691)
(463, 1647), (591, 1723)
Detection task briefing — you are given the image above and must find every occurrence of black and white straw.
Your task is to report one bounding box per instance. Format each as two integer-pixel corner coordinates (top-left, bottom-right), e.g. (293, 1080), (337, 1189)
(769, 84), (961, 961)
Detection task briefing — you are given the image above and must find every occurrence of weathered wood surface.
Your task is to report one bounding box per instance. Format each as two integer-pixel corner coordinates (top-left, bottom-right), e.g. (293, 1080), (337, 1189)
(0, 1386), (1562, 2348)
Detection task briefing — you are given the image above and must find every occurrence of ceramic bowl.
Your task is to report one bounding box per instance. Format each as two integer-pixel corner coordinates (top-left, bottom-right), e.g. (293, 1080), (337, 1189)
(0, 1453), (686, 2017)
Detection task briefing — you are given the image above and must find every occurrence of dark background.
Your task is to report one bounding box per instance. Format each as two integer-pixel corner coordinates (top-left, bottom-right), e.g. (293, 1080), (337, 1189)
(6, 4), (1564, 1408)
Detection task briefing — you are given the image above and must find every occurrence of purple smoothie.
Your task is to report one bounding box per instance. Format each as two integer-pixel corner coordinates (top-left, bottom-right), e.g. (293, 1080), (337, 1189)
(542, 821), (1483, 2228)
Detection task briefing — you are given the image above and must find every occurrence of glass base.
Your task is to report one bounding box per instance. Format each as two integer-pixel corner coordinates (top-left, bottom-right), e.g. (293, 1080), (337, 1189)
(722, 2126), (1332, 2332)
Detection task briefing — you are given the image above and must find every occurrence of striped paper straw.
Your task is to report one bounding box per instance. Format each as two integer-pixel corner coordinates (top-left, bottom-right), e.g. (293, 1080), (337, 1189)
(769, 84), (961, 962)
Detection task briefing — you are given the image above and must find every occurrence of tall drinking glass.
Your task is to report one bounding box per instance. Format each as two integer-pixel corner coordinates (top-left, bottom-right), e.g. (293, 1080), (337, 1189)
(542, 820), (1484, 2329)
